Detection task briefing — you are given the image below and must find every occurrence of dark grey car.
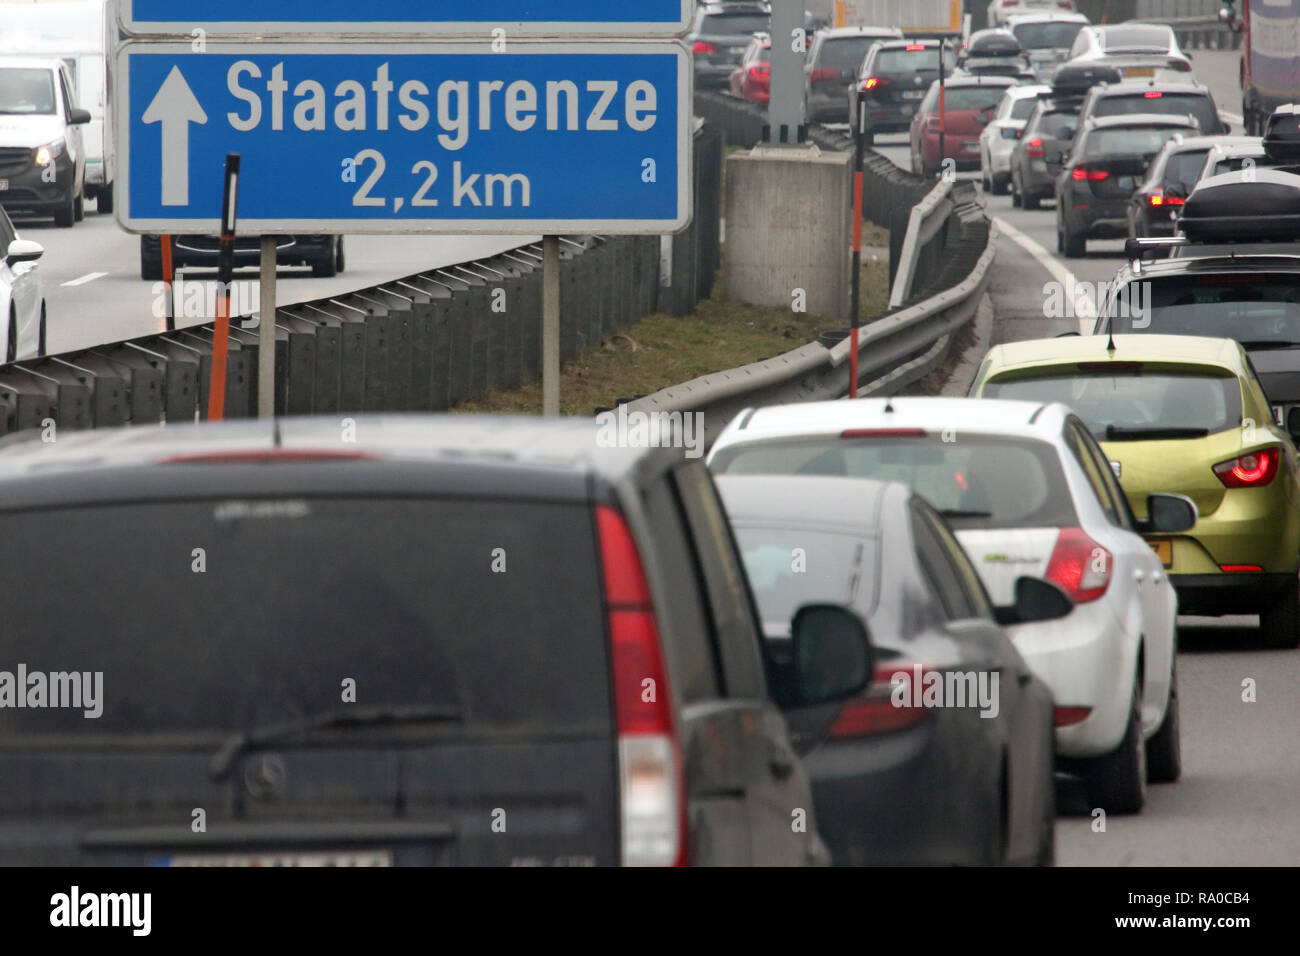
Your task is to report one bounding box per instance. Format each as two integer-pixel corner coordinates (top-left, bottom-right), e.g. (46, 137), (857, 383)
(803, 26), (900, 124)
(1011, 94), (1082, 209)
(687, 1), (771, 89)
(0, 415), (873, 866)
(715, 474), (1060, 866)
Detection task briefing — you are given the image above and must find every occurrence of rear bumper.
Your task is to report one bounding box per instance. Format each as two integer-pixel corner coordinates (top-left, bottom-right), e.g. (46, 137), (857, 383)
(145, 234), (334, 269)
(1171, 572), (1296, 616)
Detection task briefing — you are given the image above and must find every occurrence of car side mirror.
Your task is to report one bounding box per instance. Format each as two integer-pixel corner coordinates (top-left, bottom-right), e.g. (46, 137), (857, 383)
(1287, 406), (1300, 442)
(1138, 493), (1198, 534)
(69, 107), (91, 125)
(777, 604), (874, 708)
(993, 576), (1073, 626)
(5, 238), (44, 267)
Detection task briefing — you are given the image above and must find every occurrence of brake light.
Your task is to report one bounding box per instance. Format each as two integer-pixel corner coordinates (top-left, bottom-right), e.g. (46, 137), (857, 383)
(1071, 165), (1110, 181)
(1054, 706), (1092, 726)
(749, 64), (770, 81)
(597, 505), (686, 868)
(1220, 564), (1264, 572)
(1044, 527), (1111, 603)
(864, 76), (883, 90)
(905, 44), (927, 51)
(840, 428), (927, 438)
(1148, 189), (1184, 207)
(1144, 91), (1163, 98)
(1213, 447), (1279, 488)
(828, 660), (931, 738)
(693, 41), (717, 54)
(156, 449), (378, 464)
(1026, 136), (1044, 158)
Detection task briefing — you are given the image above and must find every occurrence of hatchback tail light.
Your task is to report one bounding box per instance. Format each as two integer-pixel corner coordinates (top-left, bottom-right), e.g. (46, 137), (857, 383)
(1044, 527), (1111, 604)
(828, 660), (931, 738)
(1071, 164), (1110, 181)
(863, 76), (886, 90)
(1026, 136), (1044, 158)
(693, 41), (717, 55)
(749, 64), (770, 82)
(596, 505), (686, 867)
(1213, 447), (1280, 488)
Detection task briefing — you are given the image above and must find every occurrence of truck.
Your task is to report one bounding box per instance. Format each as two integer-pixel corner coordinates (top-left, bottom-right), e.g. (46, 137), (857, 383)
(1221, 0), (1300, 136)
(0, 0), (112, 213)
(823, 0), (965, 35)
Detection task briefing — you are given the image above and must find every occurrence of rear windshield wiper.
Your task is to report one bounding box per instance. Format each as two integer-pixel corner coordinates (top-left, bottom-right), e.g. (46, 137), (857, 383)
(1238, 340), (1300, 350)
(938, 509), (993, 519)
(209, 704), (463, 781)
(1104, 425), (1209, 441)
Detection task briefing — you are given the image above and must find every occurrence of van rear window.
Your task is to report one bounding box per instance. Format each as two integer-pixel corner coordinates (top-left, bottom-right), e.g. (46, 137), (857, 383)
(0, 497), (610, 737)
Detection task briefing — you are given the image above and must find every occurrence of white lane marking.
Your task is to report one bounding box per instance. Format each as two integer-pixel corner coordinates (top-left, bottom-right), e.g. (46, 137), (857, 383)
(994, 216), (1097, 335)
(61, 271), (108, 287)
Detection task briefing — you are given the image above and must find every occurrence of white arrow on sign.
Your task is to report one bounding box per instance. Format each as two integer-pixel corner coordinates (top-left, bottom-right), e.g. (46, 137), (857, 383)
(141, 66), (208, 206)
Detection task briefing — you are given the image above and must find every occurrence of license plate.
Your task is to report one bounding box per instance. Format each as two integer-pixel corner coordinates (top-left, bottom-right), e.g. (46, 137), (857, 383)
(1149, 539), (1172, 568)
(903, 90), (925, 100)
(964, 141), (981, 152)
(0, 179), (7, 191)
(163, 850), (393, 867)
(1118, 175), (1135, 188)
(1124, 67), (1155, 77)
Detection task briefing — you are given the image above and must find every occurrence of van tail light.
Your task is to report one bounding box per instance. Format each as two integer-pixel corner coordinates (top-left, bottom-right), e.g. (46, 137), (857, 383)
(828, 660), (931, 738)
(1071, 164), (1110, 181)
(693, 41), (717, 54)
(1044, 527), (1111, 603)
(1026, 137), (1044, 158)
(1213, 447), (1279, 488)
(596, 505), (686, 867)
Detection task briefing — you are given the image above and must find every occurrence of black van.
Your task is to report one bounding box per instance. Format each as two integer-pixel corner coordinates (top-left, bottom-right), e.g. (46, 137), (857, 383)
(0, 415), (871, 866)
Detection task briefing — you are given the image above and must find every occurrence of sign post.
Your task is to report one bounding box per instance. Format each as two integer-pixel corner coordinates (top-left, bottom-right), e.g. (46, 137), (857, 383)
(259, 236), (276, 418)
(543, 236), (560, 416)
(207, 153), (239, 422)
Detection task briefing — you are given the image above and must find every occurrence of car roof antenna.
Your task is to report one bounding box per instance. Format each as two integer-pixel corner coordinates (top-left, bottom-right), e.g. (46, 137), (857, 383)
(883, 397), (895, 413)
(272, 416), (283, 448)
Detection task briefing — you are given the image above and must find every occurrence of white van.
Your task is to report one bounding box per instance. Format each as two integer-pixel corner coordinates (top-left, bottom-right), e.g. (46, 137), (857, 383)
(0, 56), (91, 227)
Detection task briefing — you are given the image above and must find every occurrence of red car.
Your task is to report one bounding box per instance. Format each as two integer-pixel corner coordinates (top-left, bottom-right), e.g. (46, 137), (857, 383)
(910, 74), (1016, 177)
(729, 35), (771, 105)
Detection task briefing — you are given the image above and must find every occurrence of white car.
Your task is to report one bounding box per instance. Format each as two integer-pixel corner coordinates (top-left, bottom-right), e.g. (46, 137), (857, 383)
(1063, 22), (1192, 79)
(0, 204), (45, 362)
(988, 0), (1076, 28)
(708, 396), (1196, 813)
(980, 84), (1049, 194)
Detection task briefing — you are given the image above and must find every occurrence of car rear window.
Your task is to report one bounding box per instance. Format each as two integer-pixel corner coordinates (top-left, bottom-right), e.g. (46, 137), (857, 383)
(1032, 109), (1076, 138)
(1164, 148), (1210, 188)
(1084, 125), (1190, 158)
(1100, 25), (1172, 51)
(711, 435), (1077, 530)
(1107, 274), (1300, 345)
(1010, 97), (1039, 120)
(1093, 92), (1217, 132)
(982, 370), (1243, 440)
(702, 12), (769, 34)
(819, 37), (883, 72)
(926, 85), (1010, 112)
(732, 525), (875, 636)
(0, 497), (610, 737)
(1012, 21), (1085, 50)
(874, 47), (956, 74)
(0, 67), (57, 115)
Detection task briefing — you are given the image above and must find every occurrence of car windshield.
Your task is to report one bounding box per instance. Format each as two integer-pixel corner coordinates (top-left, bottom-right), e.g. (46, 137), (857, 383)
(1032, 109), (1076, 138)
(702, 12), (769, 34)
(821, 37), (884, 71)
(982, 371), (1243, 439)
(1085, 126), (1189, 157)
(1093, 93), (1217, 131)
(0, 497), (609, 737)
(875, 47), (956, 73)
(1100, 25), (1172, 51)
(712, 436), (1077, 530)
(732, 525), (873, 632)
(0, 68), (56, 115)
(1107, 275), (1300, 345)
(1013, 21), (1085, 49)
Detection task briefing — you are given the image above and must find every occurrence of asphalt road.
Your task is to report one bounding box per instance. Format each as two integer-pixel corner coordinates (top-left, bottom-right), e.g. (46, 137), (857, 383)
(872, 50), (1300, 865)
(10, 202), (536, 355)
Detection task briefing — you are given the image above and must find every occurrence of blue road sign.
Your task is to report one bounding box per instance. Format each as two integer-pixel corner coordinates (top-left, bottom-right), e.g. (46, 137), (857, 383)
(120, 0), (693, 37)
(113, 41), (692, 235)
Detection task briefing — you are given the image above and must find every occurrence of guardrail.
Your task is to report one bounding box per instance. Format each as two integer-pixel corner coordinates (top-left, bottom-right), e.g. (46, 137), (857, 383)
(623, 94), (996, 448)
(1131, 0), (1242, 49)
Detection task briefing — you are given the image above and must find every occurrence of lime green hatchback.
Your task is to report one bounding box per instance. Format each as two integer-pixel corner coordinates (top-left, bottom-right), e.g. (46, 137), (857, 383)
(970, 334), (1300, 648)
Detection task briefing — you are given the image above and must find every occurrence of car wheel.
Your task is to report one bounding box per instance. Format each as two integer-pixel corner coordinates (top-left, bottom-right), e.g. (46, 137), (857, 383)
(993, 173), (1010, 195)
(1083, 678), (1146, 815)
(140, 238), (163, 281)
(311, 244), (338, 277)
(334, 237), (345, 274)
(1011, 173), (1023, 207)
(1022, 190), (1041, 211)
(37, 304), (46, 357)
(5, 312), (15, 363)
(982, 166), (991, 191)
(1061, 221), (1085, 257)
(73, 190), (85, 222)
(1146, 658), (1181, 783)
(1260, 576), (1300, 649)
(53, 188), (75, 228)
(98, 185), (114, 214)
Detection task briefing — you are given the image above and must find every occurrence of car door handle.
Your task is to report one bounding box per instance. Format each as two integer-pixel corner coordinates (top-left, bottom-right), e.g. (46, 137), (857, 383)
(768, 742), (796, 780)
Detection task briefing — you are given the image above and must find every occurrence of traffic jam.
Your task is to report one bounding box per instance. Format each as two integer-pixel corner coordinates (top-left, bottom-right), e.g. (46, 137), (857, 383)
(0, 0), (1291, 914)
